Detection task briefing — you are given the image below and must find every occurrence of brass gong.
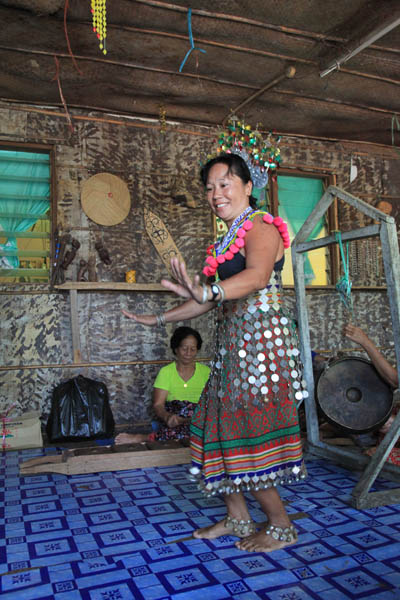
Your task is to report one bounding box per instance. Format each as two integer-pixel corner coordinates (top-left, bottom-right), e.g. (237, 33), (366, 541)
(316, 356), (393, 434)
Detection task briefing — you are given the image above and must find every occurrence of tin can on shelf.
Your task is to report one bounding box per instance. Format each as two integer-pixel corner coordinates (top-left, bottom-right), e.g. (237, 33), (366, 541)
(125, 270), (136, 283)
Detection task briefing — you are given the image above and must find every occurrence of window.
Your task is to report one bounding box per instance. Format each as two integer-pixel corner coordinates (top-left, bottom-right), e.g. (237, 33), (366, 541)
(0, 145), (54, 283)
(269, 170), (338, 286)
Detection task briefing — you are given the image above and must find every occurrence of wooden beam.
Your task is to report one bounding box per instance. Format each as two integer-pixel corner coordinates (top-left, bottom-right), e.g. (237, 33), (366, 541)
(0, 231), (50, 238)
(55, 281), (169, 291)
(0, 357), (211, 371)
(70, 289), (82, 363)
(296, 224), (381, 253)
(19, 446), (191, 476)
(129, 0), (400, 55)
(223, 66), (296, 124)
(320, 9), (400, 77)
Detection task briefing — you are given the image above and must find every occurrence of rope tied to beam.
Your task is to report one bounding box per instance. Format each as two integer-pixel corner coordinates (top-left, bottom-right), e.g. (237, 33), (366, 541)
(335, 231), (353, 316)
(53, 56), (75, 132)
(179, 8), (206, 73)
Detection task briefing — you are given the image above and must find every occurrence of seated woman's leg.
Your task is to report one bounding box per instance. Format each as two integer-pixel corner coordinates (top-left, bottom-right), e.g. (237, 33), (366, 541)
(114, 432), (148, 444)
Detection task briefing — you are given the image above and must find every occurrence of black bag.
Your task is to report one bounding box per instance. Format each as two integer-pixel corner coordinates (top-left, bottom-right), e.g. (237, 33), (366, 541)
(46, 375), (115, 442)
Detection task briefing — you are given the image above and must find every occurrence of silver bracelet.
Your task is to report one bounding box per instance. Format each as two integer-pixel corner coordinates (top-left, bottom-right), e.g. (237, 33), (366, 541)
(200, 283), (209, 304)
(215, 282), (225, 302)
(156, 313), (166, 327)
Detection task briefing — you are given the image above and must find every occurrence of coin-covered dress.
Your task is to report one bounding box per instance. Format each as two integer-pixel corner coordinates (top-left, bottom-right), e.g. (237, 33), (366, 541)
(190, 213), (307, 496)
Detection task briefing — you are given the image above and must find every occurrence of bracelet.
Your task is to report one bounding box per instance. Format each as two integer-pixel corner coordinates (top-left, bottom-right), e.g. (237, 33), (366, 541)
(156, 313), (166, 327)
(200, 283), (209, 304)
(214, 282), (225, 302)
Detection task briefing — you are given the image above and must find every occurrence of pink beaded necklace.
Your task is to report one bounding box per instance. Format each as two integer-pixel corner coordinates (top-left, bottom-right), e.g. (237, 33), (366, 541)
(202, 211), (290, 278)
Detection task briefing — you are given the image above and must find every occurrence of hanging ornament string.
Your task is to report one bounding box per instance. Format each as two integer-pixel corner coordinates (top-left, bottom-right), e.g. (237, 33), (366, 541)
(64, 0), (83, 75)
(179, 8), (206, 72)
(52, 56), (74, 132)
(91, 0), (107, 55)
(159, 105), (167, 134)
(335, 231), (353, 315)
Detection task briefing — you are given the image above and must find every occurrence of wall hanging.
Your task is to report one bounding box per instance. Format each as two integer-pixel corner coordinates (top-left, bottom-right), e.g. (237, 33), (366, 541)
(81, 173), (131, 226)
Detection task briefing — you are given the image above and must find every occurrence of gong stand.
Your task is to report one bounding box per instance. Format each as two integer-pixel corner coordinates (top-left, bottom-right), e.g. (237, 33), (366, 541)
(292, 185), (400, 508)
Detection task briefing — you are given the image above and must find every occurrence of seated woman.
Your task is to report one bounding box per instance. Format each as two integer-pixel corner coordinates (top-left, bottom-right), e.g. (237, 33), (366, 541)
(115, 326), (210, 445)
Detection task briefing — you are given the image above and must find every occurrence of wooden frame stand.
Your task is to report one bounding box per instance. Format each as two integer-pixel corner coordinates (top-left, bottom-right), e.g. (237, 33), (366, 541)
(292, 185), (400, 508)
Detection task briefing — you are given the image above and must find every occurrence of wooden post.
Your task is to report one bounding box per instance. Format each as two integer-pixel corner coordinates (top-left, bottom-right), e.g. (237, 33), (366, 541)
(70, 289), (82, 363)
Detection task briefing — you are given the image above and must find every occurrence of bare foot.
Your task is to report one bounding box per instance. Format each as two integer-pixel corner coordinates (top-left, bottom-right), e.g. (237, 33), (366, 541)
(114, 433), (148, 445)
(193, 518), (254, 540)
(236, 525), (297, 553)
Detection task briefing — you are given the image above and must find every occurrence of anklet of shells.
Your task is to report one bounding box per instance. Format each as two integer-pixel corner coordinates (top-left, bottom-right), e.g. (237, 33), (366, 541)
(225, 516), (256, 536)
(265, 524), (297, 543)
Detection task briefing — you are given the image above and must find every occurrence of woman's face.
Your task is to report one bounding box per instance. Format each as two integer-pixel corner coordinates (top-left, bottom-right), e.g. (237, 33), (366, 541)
(205, 162), (252, 227)
(175, 335), (198, 365)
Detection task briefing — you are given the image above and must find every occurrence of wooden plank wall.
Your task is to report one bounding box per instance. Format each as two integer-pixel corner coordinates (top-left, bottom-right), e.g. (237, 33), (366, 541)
(0, 104), (399, 427)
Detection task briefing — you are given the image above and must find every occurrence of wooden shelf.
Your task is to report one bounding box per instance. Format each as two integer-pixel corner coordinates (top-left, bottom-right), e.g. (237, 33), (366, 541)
(54, 282), (168, 292)
(55, 281), (170, 363)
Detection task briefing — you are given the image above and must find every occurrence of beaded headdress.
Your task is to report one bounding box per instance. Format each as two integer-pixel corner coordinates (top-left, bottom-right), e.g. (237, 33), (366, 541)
(204, 116), (282, 188)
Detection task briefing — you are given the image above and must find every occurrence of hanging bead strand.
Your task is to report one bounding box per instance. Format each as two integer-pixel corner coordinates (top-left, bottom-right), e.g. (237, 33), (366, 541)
(91, 0), (107, 55)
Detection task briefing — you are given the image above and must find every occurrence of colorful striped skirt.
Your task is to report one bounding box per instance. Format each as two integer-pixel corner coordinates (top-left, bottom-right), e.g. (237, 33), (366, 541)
(190, 273), (307, 495)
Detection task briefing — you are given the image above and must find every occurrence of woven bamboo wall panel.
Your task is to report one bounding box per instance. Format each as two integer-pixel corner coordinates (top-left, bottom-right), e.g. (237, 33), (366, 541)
(0, 105), (399, 425)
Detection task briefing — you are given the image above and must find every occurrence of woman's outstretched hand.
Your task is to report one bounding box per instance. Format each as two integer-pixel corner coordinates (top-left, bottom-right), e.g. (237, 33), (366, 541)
(121, 310), (157, 326)
(161, 258), (205, 304)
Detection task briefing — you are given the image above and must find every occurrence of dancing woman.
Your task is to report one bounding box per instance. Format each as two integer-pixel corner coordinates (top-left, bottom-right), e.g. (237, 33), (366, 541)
(123, 153), (307, 552)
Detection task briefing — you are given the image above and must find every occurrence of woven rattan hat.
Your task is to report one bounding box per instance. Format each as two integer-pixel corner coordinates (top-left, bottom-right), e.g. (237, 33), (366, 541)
(81, 173), (131, 226)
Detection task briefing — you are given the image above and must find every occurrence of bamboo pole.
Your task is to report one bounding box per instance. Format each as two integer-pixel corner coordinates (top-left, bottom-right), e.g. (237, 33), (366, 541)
(0, 358), (211, 371)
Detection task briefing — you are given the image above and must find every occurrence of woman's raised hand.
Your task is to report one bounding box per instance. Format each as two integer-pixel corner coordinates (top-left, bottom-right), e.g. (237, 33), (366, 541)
(161, 258), (205, 304)
(121, 310), (157, 326)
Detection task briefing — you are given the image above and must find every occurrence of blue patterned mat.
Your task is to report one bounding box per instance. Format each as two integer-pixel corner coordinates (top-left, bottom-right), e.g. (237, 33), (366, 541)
(1, 448), (399, 599)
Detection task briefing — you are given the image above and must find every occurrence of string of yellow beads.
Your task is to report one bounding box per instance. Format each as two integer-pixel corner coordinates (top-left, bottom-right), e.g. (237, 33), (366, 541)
(91, 0), (107, 55)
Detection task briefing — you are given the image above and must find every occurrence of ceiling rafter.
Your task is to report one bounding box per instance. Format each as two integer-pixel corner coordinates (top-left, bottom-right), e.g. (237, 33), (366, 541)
(0, 0), (399, 145)
(131, 0), (400, 55)
(1, 26), (399, 88)
(0, 44), (398, 122)
(273, 88), (398, 117)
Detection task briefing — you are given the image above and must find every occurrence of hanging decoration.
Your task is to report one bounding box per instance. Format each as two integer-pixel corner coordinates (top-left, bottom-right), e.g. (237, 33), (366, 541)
(91, 0), (107, 55)
(335, 231), (354, 316)
(159, 105), (167, 134)
(350, 154), (358, 183)
(64, 0), (83, 75)
(391, 113), (400, 158)
(205, 115), (282, 188)
(143, 207), (184, 275)
(179, 7), (206, 73)
(53, 56), (74, 132)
